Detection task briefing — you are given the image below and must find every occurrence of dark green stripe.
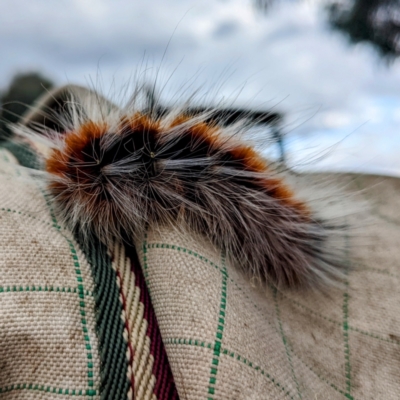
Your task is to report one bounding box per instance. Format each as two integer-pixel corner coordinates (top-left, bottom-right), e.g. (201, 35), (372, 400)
(1, 141), (43, 169)
(76, 234), (130, 400)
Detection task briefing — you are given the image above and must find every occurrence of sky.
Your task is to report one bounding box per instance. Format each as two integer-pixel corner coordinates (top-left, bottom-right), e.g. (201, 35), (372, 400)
(1, 0), (400, 175)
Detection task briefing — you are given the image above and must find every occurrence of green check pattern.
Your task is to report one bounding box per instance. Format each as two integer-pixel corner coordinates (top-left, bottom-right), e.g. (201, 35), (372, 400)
(0, 149), (101, 399)
(1, 142), (400, 399)
(137, 172), (400, 399)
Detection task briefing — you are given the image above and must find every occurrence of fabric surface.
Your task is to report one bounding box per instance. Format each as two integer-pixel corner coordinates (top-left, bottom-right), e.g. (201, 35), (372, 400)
(0, 148), (178, 400)
(0, 148), (101, 399)
(137, 174), (400, 400)
(1, 132), (400, 399)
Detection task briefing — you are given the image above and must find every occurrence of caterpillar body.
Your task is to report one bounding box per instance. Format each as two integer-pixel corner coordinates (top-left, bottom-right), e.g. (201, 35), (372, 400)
(16, 84), (349, 289)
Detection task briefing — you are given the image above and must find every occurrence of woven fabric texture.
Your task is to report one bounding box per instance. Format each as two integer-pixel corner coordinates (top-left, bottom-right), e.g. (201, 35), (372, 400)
(137, 173), (400, 400)
(1, 132), (400, 399)
(0, 148), (101, 399)
(0, 148), (178, 400)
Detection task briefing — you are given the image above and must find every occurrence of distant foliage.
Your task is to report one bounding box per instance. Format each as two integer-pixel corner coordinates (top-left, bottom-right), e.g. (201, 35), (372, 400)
(254, 0), (400, 59)
(0, 72), (54, 139)
(253, 0), (274, 13)
(328, 0), (400, 59)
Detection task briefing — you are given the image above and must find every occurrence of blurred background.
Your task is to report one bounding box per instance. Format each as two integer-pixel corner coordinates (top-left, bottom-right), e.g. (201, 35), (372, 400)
(1, 0), (399, 175)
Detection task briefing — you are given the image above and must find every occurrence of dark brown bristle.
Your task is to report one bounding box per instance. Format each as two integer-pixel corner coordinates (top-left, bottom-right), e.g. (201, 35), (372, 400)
(47, 121), (108, 176)
(42, 109), (344, 289)
(46, 114), (309, 221)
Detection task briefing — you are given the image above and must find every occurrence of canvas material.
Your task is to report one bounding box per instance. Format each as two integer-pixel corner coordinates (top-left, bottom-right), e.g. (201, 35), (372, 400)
(0, 81), (179, 400)
(137, 173), (400, 400)
(0, 148), (102, 399)
(0, 148), (178, 400)
(1, 137), (400, 399)
(7, 82), (400, 399)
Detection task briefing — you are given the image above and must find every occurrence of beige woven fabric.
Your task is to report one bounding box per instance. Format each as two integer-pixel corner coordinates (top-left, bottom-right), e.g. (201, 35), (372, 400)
(137, 173), (400, 400)
(1, 136), (400, 399)
(0, 149), (101, 399)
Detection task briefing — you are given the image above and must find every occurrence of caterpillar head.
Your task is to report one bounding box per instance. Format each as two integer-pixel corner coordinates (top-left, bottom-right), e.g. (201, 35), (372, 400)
(17, 84), (348, 289)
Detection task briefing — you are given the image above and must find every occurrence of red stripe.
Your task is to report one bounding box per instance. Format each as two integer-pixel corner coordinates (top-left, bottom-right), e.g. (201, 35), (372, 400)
(126, 244), (179, 400)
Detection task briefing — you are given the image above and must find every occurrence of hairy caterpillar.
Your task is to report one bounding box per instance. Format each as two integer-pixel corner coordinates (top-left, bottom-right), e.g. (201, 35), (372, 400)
(15, 84), (349, 289)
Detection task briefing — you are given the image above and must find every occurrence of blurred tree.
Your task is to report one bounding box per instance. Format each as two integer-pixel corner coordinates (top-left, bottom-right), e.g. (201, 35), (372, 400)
(328, 0), (400, 58)
(253, 0), (274, 13)
(0, 72), (54, 139)
(254, 0), (400, 59)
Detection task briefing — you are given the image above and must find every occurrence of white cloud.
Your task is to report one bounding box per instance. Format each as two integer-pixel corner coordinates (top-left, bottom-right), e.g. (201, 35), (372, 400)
(1, 0), (400, 175)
